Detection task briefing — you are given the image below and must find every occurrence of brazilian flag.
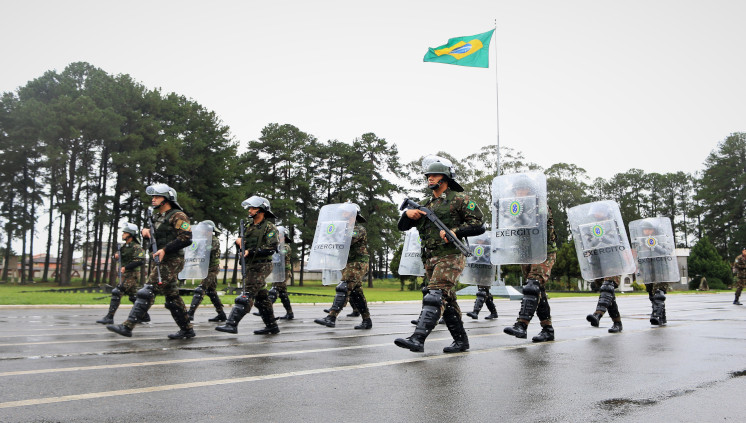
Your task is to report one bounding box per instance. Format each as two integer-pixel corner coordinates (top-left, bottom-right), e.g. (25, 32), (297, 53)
(423, 29), (495, 68)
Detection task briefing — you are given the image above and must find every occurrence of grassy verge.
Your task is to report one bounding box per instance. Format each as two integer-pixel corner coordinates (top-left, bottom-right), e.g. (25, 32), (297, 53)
(0, 279), (730, 306)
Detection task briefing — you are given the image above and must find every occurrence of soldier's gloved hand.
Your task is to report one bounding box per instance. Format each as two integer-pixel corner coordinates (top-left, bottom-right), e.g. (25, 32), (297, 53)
(244, 249), (255, 258)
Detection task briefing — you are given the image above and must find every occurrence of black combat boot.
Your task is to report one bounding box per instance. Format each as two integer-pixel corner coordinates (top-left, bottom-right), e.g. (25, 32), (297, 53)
(208, 311), (227, 322)
(348, 310), (361, 317)
(96, 314), (115, 325)
(484, 312), (498, 320)
(395, 289), (442, 353)
(734, 293), (742, 305)
(106, 323), (133, 337)
(188, 286), (205, 321)
(608, 320), (623, 333)
(484, 295), (498, 319)
(532, 325), (554, 342)
(278, 292), (294, 319)
(165, 298), (196, 340)
(253, 302), (280, 335)
(168, 327), (196, 339)
(466, 290), (486, 319)
(586, 312), (602, 327)
(278, 312), (294, 320)
(314, 315), (336, 328)
(354, 318), (372, 330)
(442, 306), (469, 353)
(503, 321), (528, 338)
(215, 295), (250, 334)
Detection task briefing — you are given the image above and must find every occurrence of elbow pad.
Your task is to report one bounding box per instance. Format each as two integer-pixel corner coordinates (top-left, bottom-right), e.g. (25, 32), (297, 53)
(455, 225), (485, 239)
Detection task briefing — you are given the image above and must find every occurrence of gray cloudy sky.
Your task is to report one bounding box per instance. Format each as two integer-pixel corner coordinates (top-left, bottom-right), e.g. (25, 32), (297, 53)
(2, 0), (745, 180)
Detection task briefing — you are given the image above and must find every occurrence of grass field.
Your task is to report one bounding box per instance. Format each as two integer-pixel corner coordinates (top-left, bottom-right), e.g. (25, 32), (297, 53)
(0, 279), (728, 306)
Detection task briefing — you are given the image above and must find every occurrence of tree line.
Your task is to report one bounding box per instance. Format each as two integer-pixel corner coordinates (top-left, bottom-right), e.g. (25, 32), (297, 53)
(1, 62), (744, 287)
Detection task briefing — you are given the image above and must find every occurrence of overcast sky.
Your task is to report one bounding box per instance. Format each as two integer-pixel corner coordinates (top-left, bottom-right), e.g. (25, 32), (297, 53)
(3, 0), (745, 182)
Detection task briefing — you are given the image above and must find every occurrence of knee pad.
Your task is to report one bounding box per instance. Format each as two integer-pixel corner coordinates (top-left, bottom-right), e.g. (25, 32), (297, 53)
(654, 289), (666, 302)
(476, 290), (487, 300)
(423, 289), (443, 308)
(335, 281), (349, 294)
(193, 286), (205, 297)
(136, 285), (155, 301)
(234, 294), (251, 306)
(268, 287), (278, 302)
(421, 286), (430, 296)
(111, 287), (122, 298)
(522, 279), (541, 297)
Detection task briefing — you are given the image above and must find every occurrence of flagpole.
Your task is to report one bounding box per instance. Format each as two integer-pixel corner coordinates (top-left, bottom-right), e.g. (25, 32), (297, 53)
(493, 20), (503, 286)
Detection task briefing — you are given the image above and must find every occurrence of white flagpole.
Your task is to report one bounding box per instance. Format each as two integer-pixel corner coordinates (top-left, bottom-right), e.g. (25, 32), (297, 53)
(493, 21), (503, 286)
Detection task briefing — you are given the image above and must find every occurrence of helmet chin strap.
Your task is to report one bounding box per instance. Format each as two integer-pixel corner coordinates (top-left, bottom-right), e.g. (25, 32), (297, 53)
(153, 199), (165, 210)
(428, 180), (443, 191)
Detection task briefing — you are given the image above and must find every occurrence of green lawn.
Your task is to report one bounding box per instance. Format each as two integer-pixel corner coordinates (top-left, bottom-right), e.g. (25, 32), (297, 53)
(0, 279), (729, 306)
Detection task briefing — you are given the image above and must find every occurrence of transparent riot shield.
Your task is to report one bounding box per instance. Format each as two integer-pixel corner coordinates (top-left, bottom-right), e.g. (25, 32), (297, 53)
(398, 228), (425, 276)
(178, 222), (212, 280)
(322, 269), (342, 286)
(629, 217), (680, 283)
(459, 232), (497, 285)
(568, 200), (635, 280)
(307, 203), (357, 272)
(267, 225), (287, 283)
(490, 172), (548, 265)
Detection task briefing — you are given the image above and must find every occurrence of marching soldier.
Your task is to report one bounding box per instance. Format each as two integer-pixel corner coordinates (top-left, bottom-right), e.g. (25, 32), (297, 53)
(272, 227), (295, 320)
(732, 248), (746, 305)
(107, 184), (195, 339)
(314, 205), (372, 329)
(395, 156), (485, 353)
(96, 223), (148, 324)
(216, 196), (281, 335)
(466, 285), (498, 320)
(187, 220), (227, 322)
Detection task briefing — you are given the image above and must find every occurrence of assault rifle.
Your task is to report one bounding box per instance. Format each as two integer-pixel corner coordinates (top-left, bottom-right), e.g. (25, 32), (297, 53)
(146, 208), (163, 285)
(116, 243), (123, 289)
(400, 198), (472, 257)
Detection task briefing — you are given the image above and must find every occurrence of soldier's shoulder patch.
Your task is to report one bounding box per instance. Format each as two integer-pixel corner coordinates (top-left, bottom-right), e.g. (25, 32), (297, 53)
(137, 251), (145, 258)
(267, 231), (276, 238)
(175, 218), (191, 231)
(353, 231), (358, 237)
(467, 201), (476, 210)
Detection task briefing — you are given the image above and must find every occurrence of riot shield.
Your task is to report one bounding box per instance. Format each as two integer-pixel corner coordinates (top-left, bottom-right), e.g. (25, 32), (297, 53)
(307, 203), (358, 271)
(178, 222), (212, 280)
(398, 229), (425, 276)
(267, 225), (287, 283)
(629, 217), (680, 283)
(568, 200), (635, 280)
(459, 232), (497, 285)
(490, 172), (548, 265)
(322, 269), (342, 286)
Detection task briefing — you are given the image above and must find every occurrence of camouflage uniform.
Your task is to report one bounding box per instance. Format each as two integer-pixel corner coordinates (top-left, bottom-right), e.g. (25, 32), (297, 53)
(588, 274), (623, 331)
(466, 284), (498, 320)
(108, 207), (194, 337)
(395, 187), (485, 353)
(187, 235), (226, 321)
(732, 254), (746, 305)
(96, 240), (145, 324)
(270, 243), (294, 318)
(328, 224), (369, 319)
(504, 206), (557, 341)
(216, 217), (280, 334)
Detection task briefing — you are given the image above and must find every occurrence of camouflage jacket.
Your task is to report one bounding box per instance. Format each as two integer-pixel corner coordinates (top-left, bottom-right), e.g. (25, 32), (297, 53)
(347, 224), (369, 263)
(546, 206), (558, 254)
(412, 188), (484, 257)
(734, 254), (746, 279)
(119, 241), (145, 272)
(284, 244), (292, 271)
(209, 235), (221, 269)
(243, 218), (279, 264)
(151, 208), (192, 259)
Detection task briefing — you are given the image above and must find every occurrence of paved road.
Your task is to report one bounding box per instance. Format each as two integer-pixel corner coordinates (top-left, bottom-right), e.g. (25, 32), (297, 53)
(0, 293), (744, 422)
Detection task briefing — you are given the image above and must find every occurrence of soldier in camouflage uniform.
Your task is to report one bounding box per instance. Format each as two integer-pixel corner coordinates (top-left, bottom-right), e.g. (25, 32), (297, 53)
(395, 157), (485, 353)
(271, 227), (295, 320)
(107, 184), (195, 339)
(634, 220), (672, 325)
(584, 203), (623, 333)
(187, 220), (227, 323)
(216, 196), (281, 335)
(503, 201), (559, 342)
(96, 223), (148, 325)
(732, 249), (746, 305)
(315, 205), (372, 329)
(466, 285), (498, 320)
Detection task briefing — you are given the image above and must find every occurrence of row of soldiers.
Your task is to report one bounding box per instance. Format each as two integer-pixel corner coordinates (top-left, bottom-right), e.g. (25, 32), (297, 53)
(98, 155), (736, 354)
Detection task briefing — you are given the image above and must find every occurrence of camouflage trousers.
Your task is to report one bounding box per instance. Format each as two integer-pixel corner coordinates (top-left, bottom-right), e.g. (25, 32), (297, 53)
(646, 282), (669, 294)
(241, 262), (274, 316)
(125, 256), (190, 329)
(118, 271), (140, 299)
(202, 266), (219, 292)
(519, 252), (557, 326)
(735, 278), (746, 297)
(192, 267), (224, 313)
(425, 253), (466, 314)
(591, 275), (621, 322)
(329, 262), (369, 318)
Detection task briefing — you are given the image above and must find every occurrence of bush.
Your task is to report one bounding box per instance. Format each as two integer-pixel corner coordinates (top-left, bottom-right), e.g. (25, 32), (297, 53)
(706, 277), (727, 290)
(631, 281), (646, 292)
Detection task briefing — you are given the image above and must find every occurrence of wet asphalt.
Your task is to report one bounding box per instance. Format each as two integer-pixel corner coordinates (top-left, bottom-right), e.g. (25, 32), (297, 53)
(0, 292), (745, 422)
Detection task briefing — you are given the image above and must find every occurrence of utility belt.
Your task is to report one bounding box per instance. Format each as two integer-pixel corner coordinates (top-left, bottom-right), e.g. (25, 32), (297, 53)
(422, 244), (459, 259)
